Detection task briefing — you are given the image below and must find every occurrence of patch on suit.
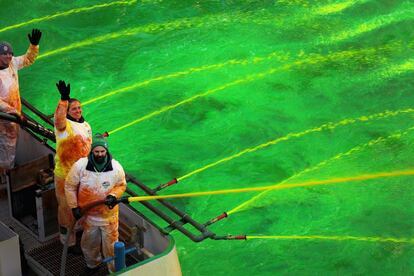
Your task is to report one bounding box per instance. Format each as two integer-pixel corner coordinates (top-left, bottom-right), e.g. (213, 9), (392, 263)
(102, 181), (110, 188)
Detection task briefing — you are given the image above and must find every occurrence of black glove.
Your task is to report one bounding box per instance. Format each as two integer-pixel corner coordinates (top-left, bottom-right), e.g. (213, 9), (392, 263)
(105, 195), (118, 209)
(9, 111), (22, 123)
(56, 80), (70, 100)
(28, 29), (42, 45)
(71, 207), (82, 220)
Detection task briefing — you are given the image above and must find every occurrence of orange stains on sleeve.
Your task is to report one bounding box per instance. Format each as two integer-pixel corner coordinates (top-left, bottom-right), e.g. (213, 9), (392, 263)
(110, 181), (126, 199)
(7, 84), (21, 113)
(78, 186), (118, 220)
(0, 98), (14, 113)
(78, 186), (101, 208)
(57, 134), (91, 176)
(54, 100), (68, 131)
(23, 44), (39, 67)
(0, 83), (21, 114)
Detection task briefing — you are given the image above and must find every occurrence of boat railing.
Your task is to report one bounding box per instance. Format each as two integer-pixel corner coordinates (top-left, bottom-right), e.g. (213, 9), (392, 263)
(3, 98), (244, 243)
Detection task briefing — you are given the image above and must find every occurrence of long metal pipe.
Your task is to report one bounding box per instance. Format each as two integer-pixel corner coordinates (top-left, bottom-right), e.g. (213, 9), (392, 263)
(0, 111), (55, 142)
(126, 174), (214, 236)
(21, 98), (54, 126)
(6, 99), (222, 243)
(125, 187), (212, 242)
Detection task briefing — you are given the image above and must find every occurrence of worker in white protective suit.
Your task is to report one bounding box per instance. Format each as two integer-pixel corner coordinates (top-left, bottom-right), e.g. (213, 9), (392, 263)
(0, 29), (41, 172)
(65, 133), (126, 274)
(53, 80), (92, 253)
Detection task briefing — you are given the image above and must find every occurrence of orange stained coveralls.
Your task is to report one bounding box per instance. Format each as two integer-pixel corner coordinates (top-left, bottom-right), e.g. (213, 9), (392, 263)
(65, 156), (127, 272)
(0, 44), (38, 169)
(54, 100), (92, 246)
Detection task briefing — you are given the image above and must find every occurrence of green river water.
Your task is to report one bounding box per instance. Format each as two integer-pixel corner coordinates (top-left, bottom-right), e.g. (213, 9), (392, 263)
(2, 0), (414, 275)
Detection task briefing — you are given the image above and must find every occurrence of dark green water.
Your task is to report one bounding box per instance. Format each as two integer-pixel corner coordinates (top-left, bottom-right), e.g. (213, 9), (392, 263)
(2, 0), (414, 275)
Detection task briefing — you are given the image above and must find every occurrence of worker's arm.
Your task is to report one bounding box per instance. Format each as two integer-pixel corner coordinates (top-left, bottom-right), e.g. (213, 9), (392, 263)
(54, 81), (71, 131)
(13, 29), (41, 70)
(65, 161), (81, 209)
(105, 163), (127, 208)
(110, 163), (127, 198)
(0, 98), (17, 113)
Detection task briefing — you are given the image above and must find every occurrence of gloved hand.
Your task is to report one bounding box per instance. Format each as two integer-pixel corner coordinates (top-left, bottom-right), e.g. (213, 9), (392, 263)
(28, 29), (42, 45)
(71, 207), (82, 220)
(20, 114), (27, 124)
(8, 111), (22, 122)
(105, 195), (118, 209)
(56, 80), (70, 101)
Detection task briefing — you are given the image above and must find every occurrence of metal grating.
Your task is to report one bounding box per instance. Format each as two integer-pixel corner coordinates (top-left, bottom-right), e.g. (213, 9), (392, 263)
(27, 238), (108, 276)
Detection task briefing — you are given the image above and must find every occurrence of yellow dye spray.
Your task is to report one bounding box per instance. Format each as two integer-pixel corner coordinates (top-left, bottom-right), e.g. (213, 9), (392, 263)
(83, 50), (290, 106)
(314, 0), (368, 15)
(85, 38), (408, 107)
(377, 58), (414, 79)
(250, 0), (370, 32)
(127, 169), (414, 202)
(0, 0), (137, 34)
(36, 1), (408, 60)
(108, 43), (403, 135)
(228, 126), (414, 214)
(246, 235), (414, 244)
(178, 108), (414, 182)
(323, 4), (414, 44)
(37, 11), (257, 60)
(107, 78), (252, 134)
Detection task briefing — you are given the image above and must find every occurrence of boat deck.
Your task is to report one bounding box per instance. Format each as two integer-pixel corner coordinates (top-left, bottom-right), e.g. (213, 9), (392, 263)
(0, 189), (108, 276)
(27, 239), (108, 276)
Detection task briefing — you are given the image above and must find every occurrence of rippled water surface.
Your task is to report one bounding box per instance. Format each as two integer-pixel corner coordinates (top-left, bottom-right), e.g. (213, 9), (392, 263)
(2, 0), (414, 275)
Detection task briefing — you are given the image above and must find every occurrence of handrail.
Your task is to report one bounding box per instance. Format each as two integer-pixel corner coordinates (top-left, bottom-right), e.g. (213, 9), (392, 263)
(0, 111), (55, 142)
(21, 97), (54, 126)
(126, 175), (216, 242)
(7, 99), (244, 243)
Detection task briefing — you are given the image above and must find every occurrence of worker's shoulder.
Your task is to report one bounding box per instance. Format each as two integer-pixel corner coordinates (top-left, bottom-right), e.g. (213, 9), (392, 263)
(110, 158), (124, 170)
(75, 156), (89, 167)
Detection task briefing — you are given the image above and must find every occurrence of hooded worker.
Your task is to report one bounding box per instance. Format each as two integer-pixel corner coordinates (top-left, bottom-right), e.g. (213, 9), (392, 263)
(54, 80), (92, 253)
(65, 133), (127, 274)
(0, 29), (41, 170)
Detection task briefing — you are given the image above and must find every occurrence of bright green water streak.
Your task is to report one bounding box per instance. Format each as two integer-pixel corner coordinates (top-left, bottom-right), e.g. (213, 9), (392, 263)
(229, 126), (414, 214)
(314, 0), (369, 15)
(0, 0), (138, 34)
(322, 2), (414, 44)
(82, 50), (290, 105)
(108, 41), (407, 134)
(5, 0), (414, 275)
(37, 10), (262, 60)
(247, 235), (414, 244)
(36, 0), (407, 61)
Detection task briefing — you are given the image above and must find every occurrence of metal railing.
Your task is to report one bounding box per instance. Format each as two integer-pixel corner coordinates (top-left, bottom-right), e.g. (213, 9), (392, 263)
(2, 98), (244, 242)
